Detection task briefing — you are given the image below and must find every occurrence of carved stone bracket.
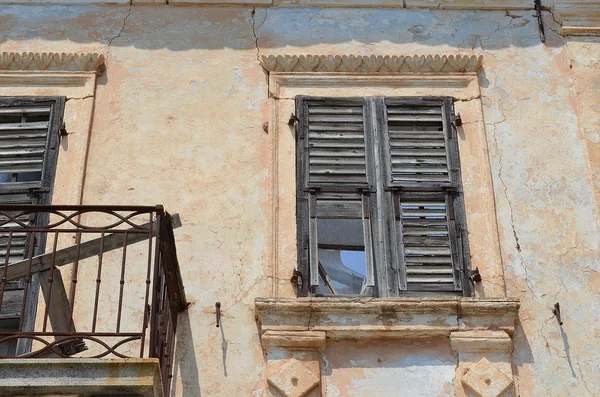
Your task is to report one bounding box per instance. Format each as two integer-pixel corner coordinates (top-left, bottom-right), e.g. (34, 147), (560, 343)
(0, 52), (106, 73)
(261, 54), (483, 74)
(451, 331), (515, 397)
(264, 331), (325, 397)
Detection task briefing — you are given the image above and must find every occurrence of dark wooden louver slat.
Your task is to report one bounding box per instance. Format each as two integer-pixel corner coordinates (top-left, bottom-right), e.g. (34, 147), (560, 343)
(306, 102), (367, 186)
(385, 104), (451, 185)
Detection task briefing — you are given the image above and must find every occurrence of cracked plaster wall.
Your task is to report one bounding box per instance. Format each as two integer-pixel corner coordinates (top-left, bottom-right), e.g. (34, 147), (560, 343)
(0, 4), (599, 396)
(323, 339), (456, 396)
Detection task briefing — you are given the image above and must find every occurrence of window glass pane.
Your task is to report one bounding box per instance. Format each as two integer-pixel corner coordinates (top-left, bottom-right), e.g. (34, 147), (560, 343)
(315, 199), (367, 295)
(317, 248), (366, 295)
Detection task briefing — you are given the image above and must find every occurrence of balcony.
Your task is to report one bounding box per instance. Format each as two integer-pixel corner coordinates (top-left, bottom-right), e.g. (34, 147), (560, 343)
(0, 205), (187, 397)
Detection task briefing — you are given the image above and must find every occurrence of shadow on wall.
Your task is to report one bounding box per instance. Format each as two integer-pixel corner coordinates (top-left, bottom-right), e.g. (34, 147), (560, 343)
(171, 311), (203, 397)
(512, 317), (534, 371)
(0, 5), (566, 52)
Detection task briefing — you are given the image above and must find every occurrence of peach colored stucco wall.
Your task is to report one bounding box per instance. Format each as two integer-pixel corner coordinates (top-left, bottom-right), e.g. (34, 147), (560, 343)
(0, 4), (599, 396)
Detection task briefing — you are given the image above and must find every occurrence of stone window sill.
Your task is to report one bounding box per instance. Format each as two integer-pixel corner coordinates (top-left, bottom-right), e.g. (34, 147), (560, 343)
(255, 297), (519, 343)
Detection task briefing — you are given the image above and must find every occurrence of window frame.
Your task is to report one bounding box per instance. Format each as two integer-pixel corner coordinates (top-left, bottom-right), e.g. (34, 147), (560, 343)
(295, 96), (472, 298)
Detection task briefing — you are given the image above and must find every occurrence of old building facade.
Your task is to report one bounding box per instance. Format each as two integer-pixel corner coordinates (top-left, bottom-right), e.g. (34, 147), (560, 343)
(0, 0), (599, 396)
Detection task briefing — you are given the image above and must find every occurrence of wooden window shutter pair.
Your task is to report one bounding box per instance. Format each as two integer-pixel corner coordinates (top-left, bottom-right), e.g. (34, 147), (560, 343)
(296, 96), (471, 297)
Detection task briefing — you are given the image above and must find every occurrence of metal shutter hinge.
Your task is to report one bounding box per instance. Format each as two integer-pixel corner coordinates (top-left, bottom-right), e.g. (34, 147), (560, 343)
(470, 267), (482, 283)
(60, 123), (68, 136)
(288, 114), (299, 126)
(449, 113), (461, 138)
(290, 269), (303, 285)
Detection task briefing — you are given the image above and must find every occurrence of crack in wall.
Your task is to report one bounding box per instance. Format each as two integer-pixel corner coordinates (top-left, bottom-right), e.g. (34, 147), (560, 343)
(251, 7), (269, 73)
(541, 9), (563, 37)
(66, 95), (94, 101)
(487, 116), (545, 308)
(106, 2), (133, 63)
(575, 359), (593, 395)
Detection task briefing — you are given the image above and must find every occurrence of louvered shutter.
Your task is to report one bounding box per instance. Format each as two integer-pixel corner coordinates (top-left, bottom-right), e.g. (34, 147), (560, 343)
(384, 99), (452, 187)
(295, 96), (471, 298)
(296, 97), (376, 296)
(383, 98), (469, 295)
(0, 97), (64, 332)
(396, 193), (459, 292)
(302, 98), (370, 188)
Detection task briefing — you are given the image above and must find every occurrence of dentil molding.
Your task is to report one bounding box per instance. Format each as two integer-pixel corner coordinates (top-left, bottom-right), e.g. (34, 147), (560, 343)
(261, 54), (483, 74)
(0, 52), (106, 73)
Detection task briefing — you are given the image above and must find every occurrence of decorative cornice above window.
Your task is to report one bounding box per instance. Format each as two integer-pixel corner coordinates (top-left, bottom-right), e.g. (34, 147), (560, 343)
(0, 53), (106, 73)
(260, 54), (483, 74)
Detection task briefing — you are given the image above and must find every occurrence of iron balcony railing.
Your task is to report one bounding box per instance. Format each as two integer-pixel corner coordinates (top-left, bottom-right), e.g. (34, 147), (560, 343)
(0, 205), (187, 396)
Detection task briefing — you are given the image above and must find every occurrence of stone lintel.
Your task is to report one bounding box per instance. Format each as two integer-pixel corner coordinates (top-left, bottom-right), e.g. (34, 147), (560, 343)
(255, 297), (520, 340)
(450, 330), (513, 353)
(262, 330), (327, 351)
(0, 358), (162, 397)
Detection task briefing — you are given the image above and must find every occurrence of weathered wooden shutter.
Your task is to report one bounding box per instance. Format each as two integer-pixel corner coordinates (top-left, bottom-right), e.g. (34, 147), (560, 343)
(302, 98), (369, 187)
(0, 97), (64, 340)
(296, 96), (471, 298)
(385, 100), (450, 186)
(383, 98), (470, 295)
(296, 97), (376, 296)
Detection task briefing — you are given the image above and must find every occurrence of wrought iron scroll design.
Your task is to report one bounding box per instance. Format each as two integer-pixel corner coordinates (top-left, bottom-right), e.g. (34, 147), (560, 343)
(0, 205), (187, 397)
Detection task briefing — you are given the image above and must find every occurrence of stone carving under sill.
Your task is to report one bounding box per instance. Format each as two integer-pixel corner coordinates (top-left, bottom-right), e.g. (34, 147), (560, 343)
(0, 52), (105, 73)
(268, 357), (320, 397)
(461, 357), (513, 397)
(260, 54), (483, 74)
(451, 331), (516, 397)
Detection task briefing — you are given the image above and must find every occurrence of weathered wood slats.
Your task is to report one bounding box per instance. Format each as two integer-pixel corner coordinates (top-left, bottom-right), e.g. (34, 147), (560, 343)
(0, 122), (49, 131)
(317, 199), (363, 219)
(0, 104), (51, 183)
(399, 195), (455, 290)
(390, 149), (447, 157)
(0, 107), (51, 115)
(0, 101), (57, 337)
(306, 103), (368, 186)
(386, 104), (450, 185)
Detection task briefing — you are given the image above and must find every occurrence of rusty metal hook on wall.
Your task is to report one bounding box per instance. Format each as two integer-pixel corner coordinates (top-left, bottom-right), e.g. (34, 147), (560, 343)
(216, 302), (221, 328)
(554, 302), (563, 325)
